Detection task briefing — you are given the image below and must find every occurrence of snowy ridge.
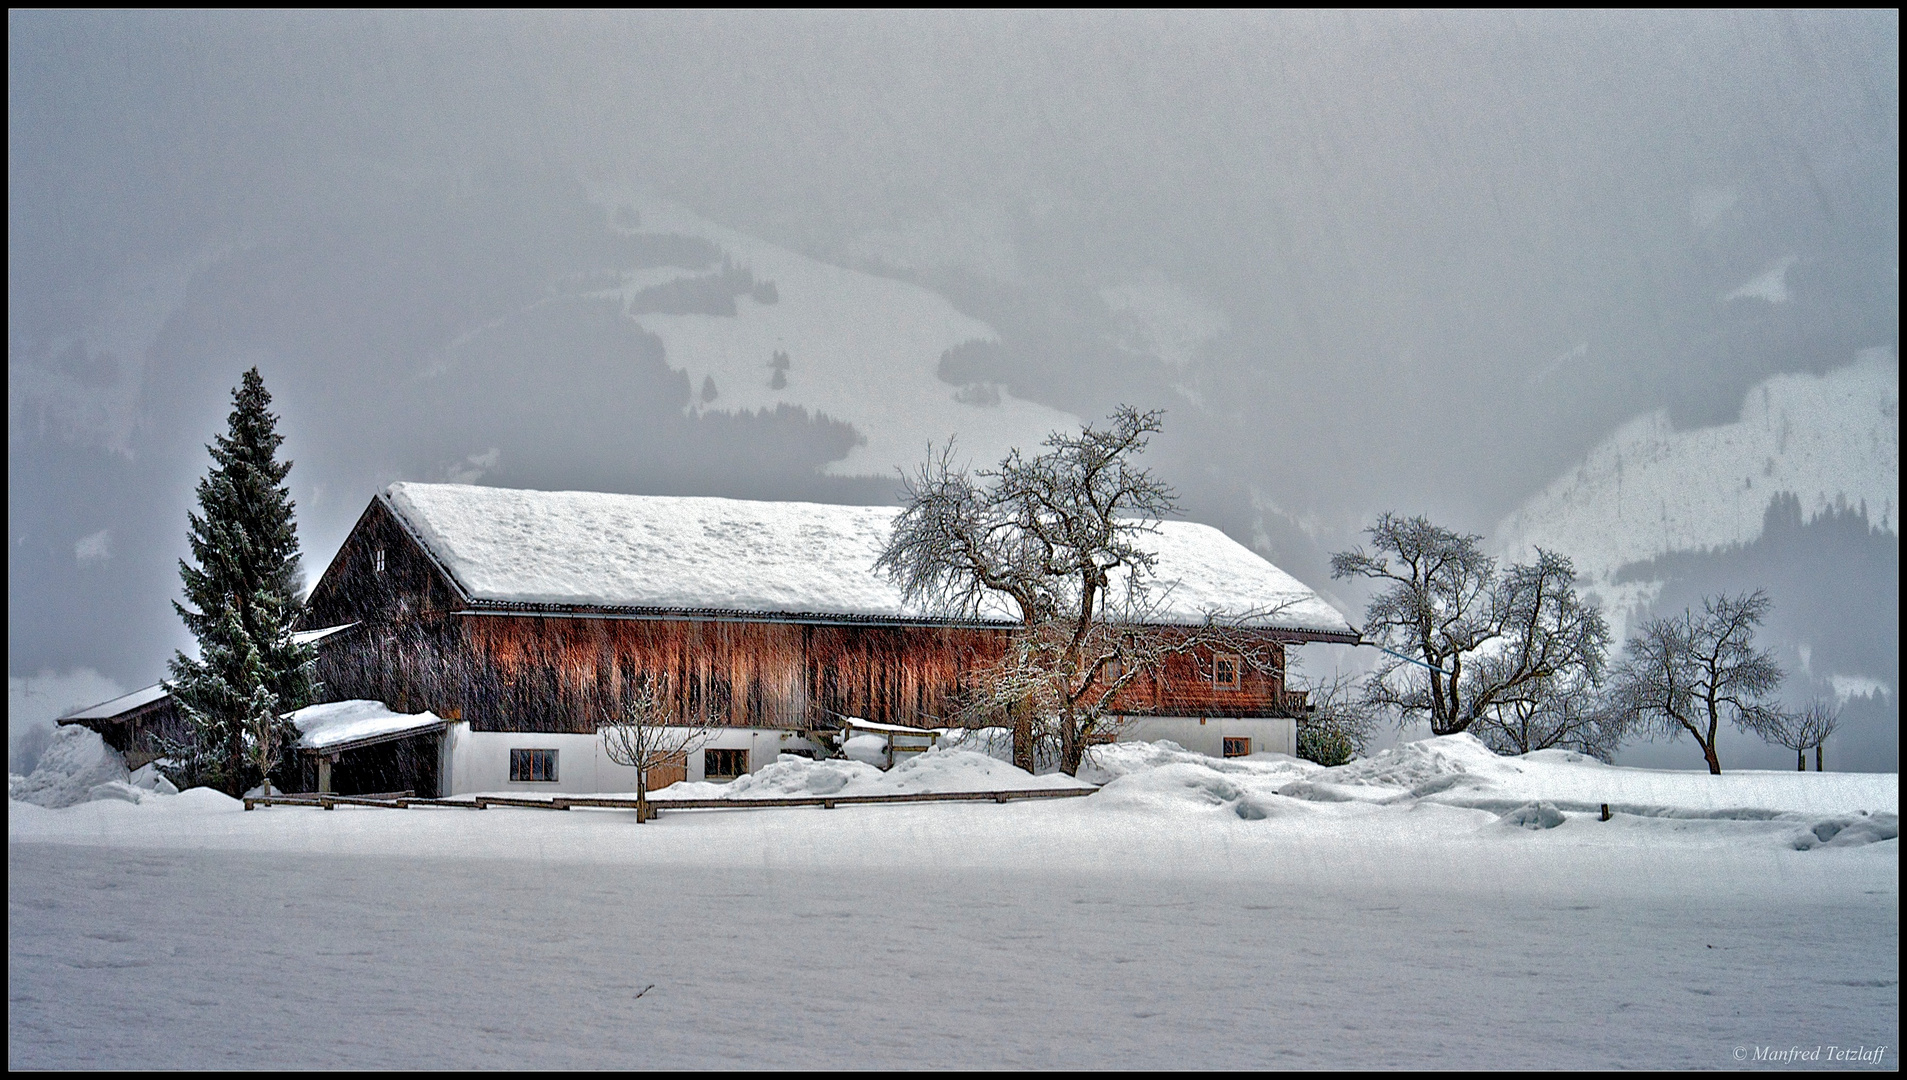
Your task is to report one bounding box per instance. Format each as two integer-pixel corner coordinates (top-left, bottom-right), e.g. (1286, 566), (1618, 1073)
(383, 482), (1356, 633)
(1497, 351), (1898, 585)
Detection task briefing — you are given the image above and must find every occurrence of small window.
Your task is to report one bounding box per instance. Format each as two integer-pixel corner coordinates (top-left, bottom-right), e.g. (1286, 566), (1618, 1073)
(1214, 654), (1239, 688)
(704, 748), (748, 780)
(373, 547), (386, 574)
(1223, 737), (1252, 758)
(510, 748), (558, 782)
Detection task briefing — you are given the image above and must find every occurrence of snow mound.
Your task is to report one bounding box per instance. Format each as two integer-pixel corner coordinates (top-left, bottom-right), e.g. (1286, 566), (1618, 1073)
(1092, 753), (1311, 821)
(1314, 734), (1500, 790)
(841, 734), (890, 767)
(878, 749), (1091, 794)
(1080, 739), (1317, 785)
(1498, 802), (1567, 830)
(654, 749), (1090, 802)
(1790, 812), (1899, 851)
(84, 781), (148, 805)
(9, 725), (130, 808)
(705, 757), (885, 798)
(129, 763), (179, 795)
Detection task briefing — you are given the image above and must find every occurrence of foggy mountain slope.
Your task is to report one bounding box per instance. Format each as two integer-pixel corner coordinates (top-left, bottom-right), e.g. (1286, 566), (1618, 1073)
(591, 190), (1082, 477)
(1500, 351), (1897, 567)
(1498, 351), (1899, 771)
(1497, 350), (1898, 623)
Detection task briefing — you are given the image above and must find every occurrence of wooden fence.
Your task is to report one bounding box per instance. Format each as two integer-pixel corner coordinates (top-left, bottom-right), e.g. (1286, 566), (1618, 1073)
(244, 786), (1096, 814)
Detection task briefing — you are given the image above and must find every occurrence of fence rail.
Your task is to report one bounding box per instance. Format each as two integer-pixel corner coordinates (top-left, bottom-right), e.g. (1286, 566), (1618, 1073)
(245, 786), (1096, 814)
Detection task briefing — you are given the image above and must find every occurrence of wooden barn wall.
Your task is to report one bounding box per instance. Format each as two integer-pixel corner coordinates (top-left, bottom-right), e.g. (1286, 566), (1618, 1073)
(311, 612), (1300, 734)
(315, 615), (1010, 734)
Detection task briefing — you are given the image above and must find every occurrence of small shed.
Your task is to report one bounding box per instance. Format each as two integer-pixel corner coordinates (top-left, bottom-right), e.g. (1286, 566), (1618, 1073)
(55, 623), (361, 773)
(56, 682), (184, 770)
(288, 700), (453, 797)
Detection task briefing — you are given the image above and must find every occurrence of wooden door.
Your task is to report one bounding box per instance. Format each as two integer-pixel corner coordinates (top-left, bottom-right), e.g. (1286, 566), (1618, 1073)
(647, 753), (688, 790)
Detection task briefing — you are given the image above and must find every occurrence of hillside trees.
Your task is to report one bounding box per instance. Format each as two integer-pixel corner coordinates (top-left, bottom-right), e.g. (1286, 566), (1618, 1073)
(165, 368), (317, 794)
(1331, 517), (1610, 740)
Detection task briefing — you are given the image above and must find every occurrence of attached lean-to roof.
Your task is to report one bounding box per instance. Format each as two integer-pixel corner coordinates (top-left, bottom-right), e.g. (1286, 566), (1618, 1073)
(290, 700), (449, 755)
(381, 482), (1356, 637)
(60, 682), (174, 723)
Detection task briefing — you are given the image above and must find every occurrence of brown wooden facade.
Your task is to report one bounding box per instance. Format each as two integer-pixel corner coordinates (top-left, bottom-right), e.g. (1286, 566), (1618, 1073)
(299, 496), (1324, 735)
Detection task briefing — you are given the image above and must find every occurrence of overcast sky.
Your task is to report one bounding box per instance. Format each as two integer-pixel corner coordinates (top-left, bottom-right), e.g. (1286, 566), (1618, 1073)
(9, 10), (1898, 769)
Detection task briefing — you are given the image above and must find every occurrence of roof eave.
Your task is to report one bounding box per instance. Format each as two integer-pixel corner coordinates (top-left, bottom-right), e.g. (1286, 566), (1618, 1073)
(451, 599), (1359, 640)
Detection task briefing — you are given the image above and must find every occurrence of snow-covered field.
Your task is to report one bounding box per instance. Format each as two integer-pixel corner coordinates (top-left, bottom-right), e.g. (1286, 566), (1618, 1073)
(10, 737), (1898, 1069)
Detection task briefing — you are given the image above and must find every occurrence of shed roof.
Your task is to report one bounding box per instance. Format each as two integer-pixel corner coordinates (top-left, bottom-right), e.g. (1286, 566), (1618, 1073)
(60, 682), (172, 723)
(290, 700), (449, 754)
(58, 625), (356, 726)
(383, 482), (1356, 636)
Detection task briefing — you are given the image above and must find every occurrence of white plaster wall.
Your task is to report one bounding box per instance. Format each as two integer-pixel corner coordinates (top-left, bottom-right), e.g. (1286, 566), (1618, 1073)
(1113, 716), (1297, 758)
(441, 724), (804, 795)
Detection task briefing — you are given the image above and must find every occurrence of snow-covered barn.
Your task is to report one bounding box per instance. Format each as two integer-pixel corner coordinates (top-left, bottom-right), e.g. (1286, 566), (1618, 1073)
(278, 483), (1357, 797)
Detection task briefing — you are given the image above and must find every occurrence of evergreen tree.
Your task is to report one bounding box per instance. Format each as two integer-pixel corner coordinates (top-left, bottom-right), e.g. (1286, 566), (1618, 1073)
(165, 368), (316, 794)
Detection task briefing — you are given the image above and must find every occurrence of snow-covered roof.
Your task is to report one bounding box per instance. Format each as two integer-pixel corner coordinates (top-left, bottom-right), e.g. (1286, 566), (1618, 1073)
(59, 627), (356, 726)
(290, 700), (448, 754)
(382, 482), (1355, 635)
(61, 682), (173, 723)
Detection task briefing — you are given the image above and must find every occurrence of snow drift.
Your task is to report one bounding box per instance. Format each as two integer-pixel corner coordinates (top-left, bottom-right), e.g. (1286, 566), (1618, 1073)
(9, 724), (133, 808)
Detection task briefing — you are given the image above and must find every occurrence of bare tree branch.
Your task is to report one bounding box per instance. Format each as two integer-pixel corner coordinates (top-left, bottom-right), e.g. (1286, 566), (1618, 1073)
(598, 671), (720, 823)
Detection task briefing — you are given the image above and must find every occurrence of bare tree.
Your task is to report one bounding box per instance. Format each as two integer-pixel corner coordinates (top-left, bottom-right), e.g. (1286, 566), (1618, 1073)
(1470, 671), (1629, 762)
(1609, 591), (1785, 775)
(878, 406), (1178, 774)
(1810, 705), (1840, 771)
(1332, 518), (1609, 738)
(1758, 700), (1840, 771)
(598, 673), (719, 823)
(1289, 666), (1379, 766)
(949, 589), (1302, 775)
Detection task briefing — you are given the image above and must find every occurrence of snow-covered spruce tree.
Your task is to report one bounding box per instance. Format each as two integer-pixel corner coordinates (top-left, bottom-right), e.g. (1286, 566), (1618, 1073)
(165, 368), (316, 794)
